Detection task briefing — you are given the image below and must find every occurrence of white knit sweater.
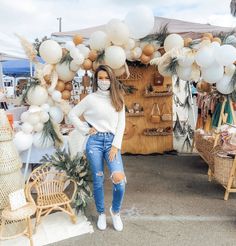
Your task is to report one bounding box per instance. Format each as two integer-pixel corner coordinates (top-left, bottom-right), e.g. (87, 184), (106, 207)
(68, 88), (126, 149)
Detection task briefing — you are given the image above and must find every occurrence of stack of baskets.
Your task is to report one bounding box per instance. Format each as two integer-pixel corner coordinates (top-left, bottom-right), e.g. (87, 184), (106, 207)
(0, 109), (25, 238)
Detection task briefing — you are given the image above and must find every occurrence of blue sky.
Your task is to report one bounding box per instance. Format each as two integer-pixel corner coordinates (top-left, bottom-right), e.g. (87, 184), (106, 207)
(0, 0), (234, 41)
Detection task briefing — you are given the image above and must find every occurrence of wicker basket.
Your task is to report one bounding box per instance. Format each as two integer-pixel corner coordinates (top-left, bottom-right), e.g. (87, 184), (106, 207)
(194, 132), (220, 172)
(0, 141), (22, 174)
(214, 153), (236, 188)
(0, 109), (13, 142)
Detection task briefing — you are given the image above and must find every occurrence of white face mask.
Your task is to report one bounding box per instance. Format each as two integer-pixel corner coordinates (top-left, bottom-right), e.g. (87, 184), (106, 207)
(97, 79), (111, 91)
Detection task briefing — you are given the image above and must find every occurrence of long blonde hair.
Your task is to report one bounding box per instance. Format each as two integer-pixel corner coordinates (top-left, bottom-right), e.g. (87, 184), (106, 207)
(93, 65), (124, 112)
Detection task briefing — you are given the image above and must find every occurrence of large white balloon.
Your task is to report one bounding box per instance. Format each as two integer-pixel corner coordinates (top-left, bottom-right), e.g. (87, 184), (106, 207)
(28, 112), (40, 125)
(70, 60), (81, 72)
(77, 44), (90, 59)
(176, 66), (192, 81)
(33, 132), (54, 149)
(39, 40), (62, 64)
(64, 41), (75, 51)
(28, 105), (42, 113)
(164, 34), (184, 52)
(216, 75), (234, 94)
(41, 103), (50, 112)
(13, 131), (33, 152)
(104, 46), (126, 69)
(106, 19), (129, 46)
(215, 44), (236, 66)
(51, 90), (62, 102)
(49, 106), (64, 123)
(124, 38), (136, 50)
(225, 64), (236, 77)
(69, 47), (81, 60)
(27, 86), (48, 106)
(178, 48), (195, 67)
(89, 31), (111, 51)
(34, 122), (44, 132)
(124, 6), (154, 39)
(21, 122), (34, 134)
(56, 62), (75, 82)
(40, 111), (50, 123)
(195, 46), (215, 68)
(201, 62), (224, 84)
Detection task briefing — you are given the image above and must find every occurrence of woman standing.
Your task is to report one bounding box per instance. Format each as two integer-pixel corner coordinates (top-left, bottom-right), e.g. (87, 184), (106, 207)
(69, 65), (126, 231)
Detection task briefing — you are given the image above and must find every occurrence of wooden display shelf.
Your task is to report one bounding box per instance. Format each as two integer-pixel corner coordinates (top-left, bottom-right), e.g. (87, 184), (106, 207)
(143, 91), (173, 97)
(126, 112), (144, 117)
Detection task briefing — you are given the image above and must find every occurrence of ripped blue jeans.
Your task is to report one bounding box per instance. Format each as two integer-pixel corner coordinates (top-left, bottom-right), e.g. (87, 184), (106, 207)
(86, 132), (126, 214)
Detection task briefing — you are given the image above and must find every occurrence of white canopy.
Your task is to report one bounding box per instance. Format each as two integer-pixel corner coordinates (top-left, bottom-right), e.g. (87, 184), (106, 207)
(51, 16), (234, 42)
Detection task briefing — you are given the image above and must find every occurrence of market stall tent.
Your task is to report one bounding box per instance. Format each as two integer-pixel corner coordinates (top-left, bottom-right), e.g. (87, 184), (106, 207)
(51, 16), (234, 42)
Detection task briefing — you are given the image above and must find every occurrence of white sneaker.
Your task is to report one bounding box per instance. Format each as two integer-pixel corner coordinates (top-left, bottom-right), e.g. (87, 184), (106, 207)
(109, 207), (123, 231)
(97, 213), (106, 230)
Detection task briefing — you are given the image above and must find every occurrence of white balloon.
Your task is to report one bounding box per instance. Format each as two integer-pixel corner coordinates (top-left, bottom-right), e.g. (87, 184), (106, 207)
(40, 111), (50, 123)
(69, 47), (81, 60)
(178, 48), (195, 67)
(64, 41), (75, 51)
(28, 105), (42, 113)
(89, 31), (111, 51)
(72, 54), (84, 66)
(70, 60), (81, 72)
(124, 38), (136, 50)
(225, 64), (236, 77)
(33, 132), (54, 149)
(164, 34), (184, 52)
(49, 106), (64, 123)
(216, 75), (234, 94)
(28, 112), (40, 125)
(41, 103), (50, 112)
(39, 40), (62, 64)
(104, 46), (126, 69)
(56, 62), (76, 82)
(52, 90), (62, 102)
(106, 19), (129, 46)
(201, 62), (224, 84)
(176, 66), (192, 81)
(125, 49), (135, 61)
(132, 47), (142, 59)
(13, 131), (33, 152)
(151, 51), (161, 59)
(77, 44), (90, 58)
(27, 86), (48, 106)
(215, 44), (236, 66)
(34, 122), (44, 132)
(124, 6), (154, 39)
(21, 122), (34, 134)
(195, 46), (215, 68)
(20, 111), (29, 122)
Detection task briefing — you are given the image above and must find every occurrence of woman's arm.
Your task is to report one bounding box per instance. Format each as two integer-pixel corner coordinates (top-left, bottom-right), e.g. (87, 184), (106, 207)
(68, 97), (91, 135)
(112, 105), (126, 149)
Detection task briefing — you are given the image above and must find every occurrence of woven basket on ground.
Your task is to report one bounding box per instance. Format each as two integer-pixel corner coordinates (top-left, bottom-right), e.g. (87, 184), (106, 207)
(214, 153), (236, 188)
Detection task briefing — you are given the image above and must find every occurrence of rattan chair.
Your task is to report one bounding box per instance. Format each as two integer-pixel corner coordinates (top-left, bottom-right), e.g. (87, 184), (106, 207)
(25, 163), (77, 231)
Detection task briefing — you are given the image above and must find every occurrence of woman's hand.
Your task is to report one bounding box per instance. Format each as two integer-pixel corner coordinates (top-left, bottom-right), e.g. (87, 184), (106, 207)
(109, 146), (119, 162)
(88, 127), (97, 135)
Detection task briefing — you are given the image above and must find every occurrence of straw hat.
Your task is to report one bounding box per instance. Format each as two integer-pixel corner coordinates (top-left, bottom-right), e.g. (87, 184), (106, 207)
(0, 109), (13, 142)
(123, 120), (136, 140)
